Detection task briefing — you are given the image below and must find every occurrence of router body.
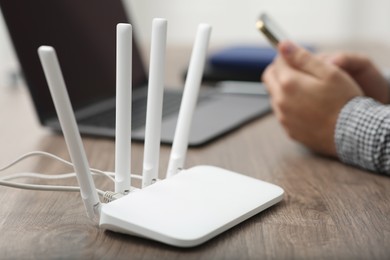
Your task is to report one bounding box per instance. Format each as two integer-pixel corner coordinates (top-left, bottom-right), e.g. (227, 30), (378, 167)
(100, 165), (283, 247)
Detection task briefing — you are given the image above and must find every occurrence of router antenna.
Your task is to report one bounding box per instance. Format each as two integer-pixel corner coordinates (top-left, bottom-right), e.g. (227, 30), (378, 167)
(166, 24), (212, 178)
(38, 46), (101, 219)
(115, 23), (132, 194)
(142, 18), (167, 187)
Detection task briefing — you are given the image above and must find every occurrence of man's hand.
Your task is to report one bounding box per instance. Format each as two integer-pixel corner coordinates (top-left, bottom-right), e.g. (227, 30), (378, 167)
(318, 52), (390, 104)
(262, 41), (363, 156)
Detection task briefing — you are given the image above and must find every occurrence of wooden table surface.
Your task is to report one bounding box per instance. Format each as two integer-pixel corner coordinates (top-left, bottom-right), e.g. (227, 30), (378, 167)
(0, 43), (389, 259)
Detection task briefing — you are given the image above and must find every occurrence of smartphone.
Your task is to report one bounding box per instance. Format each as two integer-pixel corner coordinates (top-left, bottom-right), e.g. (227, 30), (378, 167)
(256, 13), (288, 48)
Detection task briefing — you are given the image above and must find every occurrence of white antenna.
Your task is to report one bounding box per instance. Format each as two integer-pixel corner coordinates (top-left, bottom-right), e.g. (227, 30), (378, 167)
(37, 46), (101, 219)
(115, 24), (132, 194)
(142, 18), (167, 187)
(166, 24), (211, 178)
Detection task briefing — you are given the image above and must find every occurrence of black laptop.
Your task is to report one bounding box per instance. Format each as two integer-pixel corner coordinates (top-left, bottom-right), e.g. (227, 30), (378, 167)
(0, 0), (270, 146)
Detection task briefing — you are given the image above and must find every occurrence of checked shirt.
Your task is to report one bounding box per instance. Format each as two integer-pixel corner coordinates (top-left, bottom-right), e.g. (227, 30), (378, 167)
(335, 96), (390, 175)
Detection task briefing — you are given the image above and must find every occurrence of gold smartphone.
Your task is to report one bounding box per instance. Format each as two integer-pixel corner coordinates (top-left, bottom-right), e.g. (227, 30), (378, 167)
(256, 13), (288, 48)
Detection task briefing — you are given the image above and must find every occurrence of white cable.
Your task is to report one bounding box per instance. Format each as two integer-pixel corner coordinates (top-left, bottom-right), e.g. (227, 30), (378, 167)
(0, 151), (144, 195)
(0, 179), (105, 196)
(0, 179), (125, 203)
(0, 151), (115, 181)
(1, 171), (143, 181)
(0, 179), (127, 203)
(0, 151), (144, 181)
(0, 151), (72, 171)
(0, 150), (134, 204)
(2, 172), (86, 181)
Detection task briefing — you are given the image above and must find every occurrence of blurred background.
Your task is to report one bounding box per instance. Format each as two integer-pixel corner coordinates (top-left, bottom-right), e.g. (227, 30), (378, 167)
(1, 0), (390, 87)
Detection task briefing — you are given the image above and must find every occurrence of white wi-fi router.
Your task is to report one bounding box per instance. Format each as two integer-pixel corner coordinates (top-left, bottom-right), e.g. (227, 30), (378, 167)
(37, 18), (284, 247)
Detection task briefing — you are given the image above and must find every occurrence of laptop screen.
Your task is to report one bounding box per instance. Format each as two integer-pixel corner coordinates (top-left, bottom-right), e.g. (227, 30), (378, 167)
(0, 0), (147, 122)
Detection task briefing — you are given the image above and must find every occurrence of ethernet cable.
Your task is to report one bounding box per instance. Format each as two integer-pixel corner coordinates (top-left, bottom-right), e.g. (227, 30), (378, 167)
(0, 151), (143, 202)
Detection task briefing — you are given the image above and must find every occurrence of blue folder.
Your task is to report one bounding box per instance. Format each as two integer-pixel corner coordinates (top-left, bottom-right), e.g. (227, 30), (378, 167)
(201, 45), (315, 82)
(209, 45), (277, 72)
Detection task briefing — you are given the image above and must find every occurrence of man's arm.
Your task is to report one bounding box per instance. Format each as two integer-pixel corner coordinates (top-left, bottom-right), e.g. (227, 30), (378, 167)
(336, 97), (390, 175)
(262, 41), (390, 175)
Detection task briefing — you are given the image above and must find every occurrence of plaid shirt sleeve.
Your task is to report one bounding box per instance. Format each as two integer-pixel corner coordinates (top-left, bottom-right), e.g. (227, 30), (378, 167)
(335, 96), (390, 175)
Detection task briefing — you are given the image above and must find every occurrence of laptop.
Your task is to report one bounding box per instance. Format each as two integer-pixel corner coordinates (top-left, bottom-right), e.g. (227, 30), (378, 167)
(0, 0), (270, 146)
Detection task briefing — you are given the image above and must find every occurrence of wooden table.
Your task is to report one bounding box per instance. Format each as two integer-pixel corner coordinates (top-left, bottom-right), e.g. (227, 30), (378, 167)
(0, 43), (389, 259)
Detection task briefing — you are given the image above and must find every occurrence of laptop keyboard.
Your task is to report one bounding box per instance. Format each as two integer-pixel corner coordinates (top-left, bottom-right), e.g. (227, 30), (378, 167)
(79, 91), (202, 129)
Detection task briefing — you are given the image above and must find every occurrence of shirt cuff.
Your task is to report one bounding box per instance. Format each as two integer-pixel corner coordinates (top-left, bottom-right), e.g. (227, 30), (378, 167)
(335, 96), (390, 174)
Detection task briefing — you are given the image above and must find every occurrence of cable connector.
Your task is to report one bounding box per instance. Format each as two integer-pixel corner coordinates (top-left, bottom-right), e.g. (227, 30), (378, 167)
(102, 191), (125, 203)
